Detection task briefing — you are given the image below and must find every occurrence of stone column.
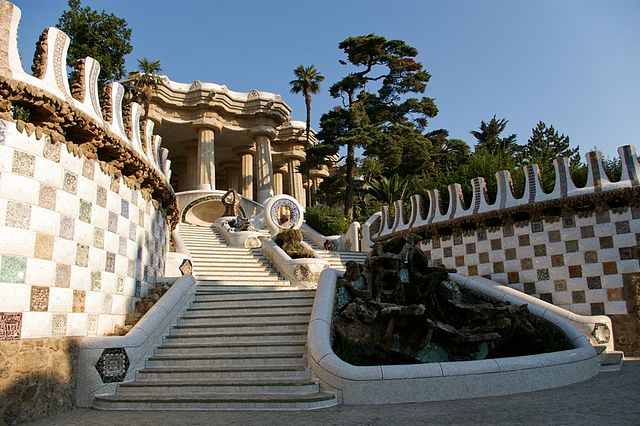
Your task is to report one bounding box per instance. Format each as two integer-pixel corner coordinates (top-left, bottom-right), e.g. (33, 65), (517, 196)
(287, 159), (306, 208)
(183, 141), (197, 191)
(195, 125), (220, 190)
(273, 171), (284, 195)
(251, 130), (276, 204)
(234, 147), (255, 200)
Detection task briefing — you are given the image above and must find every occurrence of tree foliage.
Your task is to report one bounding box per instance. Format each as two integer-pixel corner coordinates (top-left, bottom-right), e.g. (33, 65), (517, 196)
(127, 57), (163, 123)
(57, 0), (132, 85)
(470, 115), (519, 158)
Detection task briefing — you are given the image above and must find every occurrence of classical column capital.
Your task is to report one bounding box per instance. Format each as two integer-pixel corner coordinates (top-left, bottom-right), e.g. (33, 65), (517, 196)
(232, 144), (256, 156)
(248, 125), (278, 140)
(192, 118), (223, 133)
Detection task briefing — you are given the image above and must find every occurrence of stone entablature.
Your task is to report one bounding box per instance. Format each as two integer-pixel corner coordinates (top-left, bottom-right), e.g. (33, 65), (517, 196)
(0, 1), (176, 225)
(366, 145), (640, 354)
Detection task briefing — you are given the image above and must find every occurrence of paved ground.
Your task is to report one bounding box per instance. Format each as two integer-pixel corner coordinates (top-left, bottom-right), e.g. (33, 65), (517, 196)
(27, 359), (640, 426)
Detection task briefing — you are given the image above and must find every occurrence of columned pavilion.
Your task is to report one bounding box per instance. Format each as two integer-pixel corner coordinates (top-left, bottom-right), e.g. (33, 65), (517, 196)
(147, 78), (329, 208)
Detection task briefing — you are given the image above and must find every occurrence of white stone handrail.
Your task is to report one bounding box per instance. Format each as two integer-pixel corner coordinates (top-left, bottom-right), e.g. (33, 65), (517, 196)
(261, 239), (328, 288)
(75, 275), (196, 407)
(307, 269), (602, 405)
(370, 145), (640, 241)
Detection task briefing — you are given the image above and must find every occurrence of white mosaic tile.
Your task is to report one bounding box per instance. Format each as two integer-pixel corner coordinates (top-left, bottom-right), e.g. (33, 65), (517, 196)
(0, 226), (35, 257)
(0, 172), (39, 205)
(104, 230), (119, 253)
(20, 312), (52, 339)
(69, 265), (91, 291)
(48, 287), (73, 312)
(66, 312), (88, 336)
(74, 220), (94, 247)
(605, 301), (628, 315)
(30, 206), (60, 235)
(0, 282), (30, 311)
(25, 258), (56, 286)
(0, 146), (14, 173)
(84, 291), (104, 314)
(55, 190), (80, 218)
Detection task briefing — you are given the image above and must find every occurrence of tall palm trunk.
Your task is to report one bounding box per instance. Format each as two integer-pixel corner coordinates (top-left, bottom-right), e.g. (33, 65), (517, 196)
(305, 90), (312, 207)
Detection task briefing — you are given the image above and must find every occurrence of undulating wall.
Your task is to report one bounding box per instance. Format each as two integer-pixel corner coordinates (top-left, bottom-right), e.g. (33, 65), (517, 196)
(0, 1), (177, 422)
(370, 146), (640, 355)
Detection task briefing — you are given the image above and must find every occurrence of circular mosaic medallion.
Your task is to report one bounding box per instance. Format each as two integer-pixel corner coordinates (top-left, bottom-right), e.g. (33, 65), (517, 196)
(269, 198), (300, 230)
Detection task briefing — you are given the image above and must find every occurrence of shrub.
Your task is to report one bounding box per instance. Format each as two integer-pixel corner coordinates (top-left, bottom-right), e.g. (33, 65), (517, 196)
(305, 205), (350, 236)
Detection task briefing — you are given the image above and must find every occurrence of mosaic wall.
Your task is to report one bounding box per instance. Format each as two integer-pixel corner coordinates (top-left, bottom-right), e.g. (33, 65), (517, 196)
(0, 121), (168, 339)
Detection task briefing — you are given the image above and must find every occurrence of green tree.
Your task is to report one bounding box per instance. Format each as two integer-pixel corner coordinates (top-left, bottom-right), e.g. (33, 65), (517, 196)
(319, 34), (438, 220)
(128, 57), (163, 124)
(364, 174), (414, 206)
(522, 121), (579, 191)
(57, 0), (132, 85)
(425, 129), (470, 174)
(289, 64), (325, 206)
(470, 115), (520, 158)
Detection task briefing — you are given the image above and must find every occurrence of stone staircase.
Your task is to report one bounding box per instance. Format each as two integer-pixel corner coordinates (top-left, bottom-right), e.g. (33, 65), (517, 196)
(92, 223), (337, 410)
(303, 236), (367, 271)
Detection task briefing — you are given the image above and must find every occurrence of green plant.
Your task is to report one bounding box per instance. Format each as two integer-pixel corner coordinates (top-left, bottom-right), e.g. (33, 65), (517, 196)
(305, 205), (350, 236)
(10, 105), (31, 122)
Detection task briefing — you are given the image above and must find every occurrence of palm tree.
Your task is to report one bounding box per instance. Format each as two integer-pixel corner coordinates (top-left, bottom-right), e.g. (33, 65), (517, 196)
(364, 174), (414, 206)
(289, 65), (325, 206)
(128, 57), (162, 124)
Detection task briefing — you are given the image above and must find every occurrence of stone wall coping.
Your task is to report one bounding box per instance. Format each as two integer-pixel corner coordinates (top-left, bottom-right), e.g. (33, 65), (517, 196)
(76, 275), (196, 406)
(370, 144), (640, 241)
(261, 238), (328, 288)
(307, 269), (601, 405)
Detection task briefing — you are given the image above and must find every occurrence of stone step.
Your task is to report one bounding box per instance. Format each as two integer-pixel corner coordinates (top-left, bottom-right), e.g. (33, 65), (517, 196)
(177, 313), (310, 326)
(163, 330), (306, 345)
(193, 280), (289, 287)
(155, 341), (305, 356)
(135, 365), (311, 382)
(114, 379), (321, 396)
(185, 306), (312, 317)
(194, 284), (296, 292)
(190, 297), (312, 309)
(93, 392), (338, 411)
(169, 322), (309, 335)
(191, 264), (274, 272)
(146, 353), (306, 368)
(599, 350), (624, 372)
(193, 289), (314, 300)
(192, 270), (280, 278)
(189, 256), (271, 264)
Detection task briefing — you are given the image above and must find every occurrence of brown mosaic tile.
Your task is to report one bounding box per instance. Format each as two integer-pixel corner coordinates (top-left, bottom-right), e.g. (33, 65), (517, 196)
(505, 248), (517, 261)
(520, 258), (533, 270)
(619, 247), (637, 260)
(121, 200), (129, 218)
(518, 235), (530, 246)
(493, 261), (504, 273)
(76, 244), (89, 267)
(533, 244), (546, 257)
(43, 141), (61, 162)
(30, 286), (49, 311)
(554, 279), (567, 292)
(479, 252), (490, 264)
(507, 271), (520, 284)
(503, 224), (514, 237)
(5, 201), (31, 229)
(431, 238), (441, 249)
(453, 234), (462, 245)
(580, 225), (594, 239)
(116, 276), (124, 294)
(551, 254), (565, 267)
(548, 230), (561, 243)
(108, 212), (118, 233)
(0, 312), (22, 341)
(455, 256), (465, 267)
(91, 271), (101, 291)
(565, 240), (579, 253)
(572, 290), (586, 303)
(568, 265), (582, 278)
(584, 251), (598, 264)
(587, 276), (602, 289)
(607, 288), (623, 301)
(96, 186), (107, 208)
(51, 314), (67, 336)
(79, 200), (92, 223)
(443, 247), (452, 258)
(523, 282), (536, 294)
(615, 220), (631, 234)
(595, 210), (610, 224)
(55, 263), (71, 288)
(599, 236), (614, 249)
(72, 290), (86, 313)
(127, 260), (135, 277)
(106, 252), (116, 273)
(602, 261), (618, 275)
(60, 215), (75, 240)
(63, 172), (77, 194)
(540, 293), (553, 303)
(562, 215), (575, 228)
(465, 243), (476, 254)
(476, 229), (487, 241)
(536, 268), (550, 281)
(34, 233), (54, 260)
(12, 151), (35, 177)
(590, 303), (605, 316)
(490, 239), (502, 250)
(38, 184), (57, 210)
(94, 228), (104, 249)
(531, 221), (543, 233)
(467, 265), (478, 276)
(82, 158), (95, 179)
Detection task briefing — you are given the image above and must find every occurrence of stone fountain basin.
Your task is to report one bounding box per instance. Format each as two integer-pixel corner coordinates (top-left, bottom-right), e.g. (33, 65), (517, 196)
(307, 269), (609, 405)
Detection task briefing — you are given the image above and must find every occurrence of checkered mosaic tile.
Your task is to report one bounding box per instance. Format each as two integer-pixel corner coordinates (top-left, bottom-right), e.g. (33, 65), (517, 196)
(424, 209), (639, 317)
(0, 123), (168, 339)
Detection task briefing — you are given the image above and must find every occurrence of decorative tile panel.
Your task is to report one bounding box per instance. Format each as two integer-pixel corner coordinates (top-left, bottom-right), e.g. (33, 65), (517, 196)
(51, 313), (67, 336)
(96, 186), (107, 208)
(0, 312), (22, 340)
(60, 215), (75, 240)
(90, 271), (101, 291)
(75, 244), (89, 267)
(0, 255), (26, 283)
(38, 184), (57, 210)
(55, 263), (71, 287)
(95, 348), (130, 383)
(121, 200), (129, 218)
(12, 151), (35, 177)
(5, 201), (31, 229)
(93, 227), (104, 249)
(30, 286), (49, 311)
(105, 252), (115, 273)
(108, 212), (118, 233)
(63, 172), (77, 194)
(79, 199), (92, 223)
(43, 141), (61, 162)
(34, 233), (54, 260)
(82, 158), (95, 179)
(72, 289), (85, 313)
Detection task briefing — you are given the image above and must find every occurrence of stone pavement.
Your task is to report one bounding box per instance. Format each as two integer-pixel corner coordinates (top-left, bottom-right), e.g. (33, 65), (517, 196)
(27, 359), (640, 426)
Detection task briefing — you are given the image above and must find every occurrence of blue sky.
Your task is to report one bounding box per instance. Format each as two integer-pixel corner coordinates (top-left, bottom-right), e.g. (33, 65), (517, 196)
(11, 0), (640, 159)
